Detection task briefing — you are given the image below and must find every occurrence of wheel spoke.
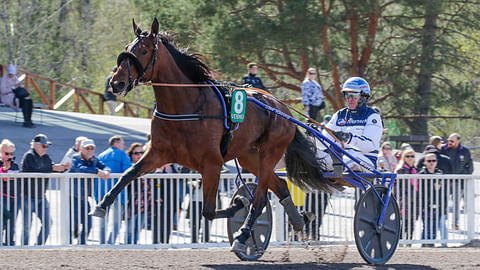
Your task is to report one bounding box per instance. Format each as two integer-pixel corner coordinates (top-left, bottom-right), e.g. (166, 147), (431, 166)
(362, 228), (377, 249)
(359, 216), (377, 227)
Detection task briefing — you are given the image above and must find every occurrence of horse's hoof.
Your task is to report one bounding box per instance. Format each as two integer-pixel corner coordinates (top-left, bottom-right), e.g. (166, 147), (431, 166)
(231, 239), (247, 253)
(301, 211), (316, 224)
(234, 195), (250, 208)
(88, 206), (106, 218)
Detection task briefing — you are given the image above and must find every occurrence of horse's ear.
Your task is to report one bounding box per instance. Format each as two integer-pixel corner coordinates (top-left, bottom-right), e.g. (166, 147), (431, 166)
(132, 18), (142, 37)
(150, 18), (159, 37)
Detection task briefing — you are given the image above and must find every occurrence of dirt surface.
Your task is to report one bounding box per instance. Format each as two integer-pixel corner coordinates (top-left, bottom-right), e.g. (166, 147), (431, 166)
(0, 245), (479, 270)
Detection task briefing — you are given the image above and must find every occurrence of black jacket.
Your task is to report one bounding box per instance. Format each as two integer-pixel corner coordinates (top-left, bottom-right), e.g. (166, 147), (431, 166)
(1, 160), (21, 198)
(21, 149), (54, 198)
(418, 167), (448, 215)
(416, 152), (453, 174)
(440, 143), (473, 174)
(242, 73), (266, 90)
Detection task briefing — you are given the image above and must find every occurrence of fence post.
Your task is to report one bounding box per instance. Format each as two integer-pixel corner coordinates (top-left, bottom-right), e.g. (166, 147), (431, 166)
(271, 195), (285, 242)
(466, 176), (475, 242)
(59, 175), (71, 245)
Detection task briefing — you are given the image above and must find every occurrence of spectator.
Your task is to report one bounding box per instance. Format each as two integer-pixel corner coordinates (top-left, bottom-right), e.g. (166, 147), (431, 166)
(440, 133), (473, 230)
(394, 148), (419, 243)
(61, 136), (88, 165)
(301, 68), (325, 122)
(21, 134), (70, 245)
(96, 135), (132, 244)
(103, 66), (118, 115)
(0, 64), (35, 127)
(418, 153), (443, 247)
(377, 142), (397, 172)
(1, 139), (20, 245)
(322, 115), (331, 126)
(124, 142), (147, 244)
(242, 63), (266, 91)
(416, 145), (453, 174)
(69, 139), (110, 244)
(394, 143), (413, 162)
(429, 136), (443, 149)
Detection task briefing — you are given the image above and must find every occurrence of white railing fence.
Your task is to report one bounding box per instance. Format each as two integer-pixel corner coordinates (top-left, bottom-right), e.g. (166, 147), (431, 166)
(1, 173), (479, 247)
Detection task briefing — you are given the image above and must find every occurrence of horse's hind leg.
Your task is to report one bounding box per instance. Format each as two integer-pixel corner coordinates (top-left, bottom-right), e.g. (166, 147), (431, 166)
(268, 174), (314, 231)
(89, 149), (163, 217)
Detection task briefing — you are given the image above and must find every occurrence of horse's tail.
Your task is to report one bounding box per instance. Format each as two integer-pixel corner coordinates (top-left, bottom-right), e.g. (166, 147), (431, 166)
(285, 128), (333, 193)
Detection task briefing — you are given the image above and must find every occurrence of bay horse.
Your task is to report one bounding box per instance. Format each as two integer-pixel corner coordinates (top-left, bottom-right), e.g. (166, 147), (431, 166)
(89, 18), (334, 252)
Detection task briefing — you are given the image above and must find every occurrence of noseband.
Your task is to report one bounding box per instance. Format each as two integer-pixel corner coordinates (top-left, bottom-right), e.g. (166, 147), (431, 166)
(116, 33), (159, 94)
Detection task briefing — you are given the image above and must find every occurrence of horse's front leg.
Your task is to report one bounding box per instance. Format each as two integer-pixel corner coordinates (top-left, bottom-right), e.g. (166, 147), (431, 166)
(199, 163), (223, 220)
(89, 150), (162, 217)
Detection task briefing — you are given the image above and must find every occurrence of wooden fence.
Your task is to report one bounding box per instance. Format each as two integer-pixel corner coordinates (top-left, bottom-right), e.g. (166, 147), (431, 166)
(1, 64), (152, 118)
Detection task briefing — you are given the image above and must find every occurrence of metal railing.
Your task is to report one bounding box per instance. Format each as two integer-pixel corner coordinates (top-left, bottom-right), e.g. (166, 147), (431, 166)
(1, 173), (479, 247)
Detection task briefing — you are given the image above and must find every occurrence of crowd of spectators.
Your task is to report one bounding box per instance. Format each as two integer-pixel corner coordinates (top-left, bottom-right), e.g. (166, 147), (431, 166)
(377, 133), (473, 247)
(0, 133), (182, 246)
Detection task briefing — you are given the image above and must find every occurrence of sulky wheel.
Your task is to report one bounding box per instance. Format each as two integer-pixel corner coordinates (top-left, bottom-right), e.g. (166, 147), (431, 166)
(227, 183), (273, 261)
(354, 184), (400, 265)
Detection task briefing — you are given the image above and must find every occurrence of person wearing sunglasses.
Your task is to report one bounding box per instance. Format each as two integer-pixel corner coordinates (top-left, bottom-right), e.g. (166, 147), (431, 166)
(315, 77), (383, 173)
(394, 148), (419, 244)
(1, 139), (20, 245)
(418, 153), (444, 247)
(69, 138), (110, 244)
(302, 68), (325, 122)
(20, 134), (70, 245)
(124, 142), (147, 244)
(439, 133), (473, 231)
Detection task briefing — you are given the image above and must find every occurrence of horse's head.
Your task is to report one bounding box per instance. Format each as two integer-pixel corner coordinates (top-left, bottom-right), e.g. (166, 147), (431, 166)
(111, 18), (160, 96)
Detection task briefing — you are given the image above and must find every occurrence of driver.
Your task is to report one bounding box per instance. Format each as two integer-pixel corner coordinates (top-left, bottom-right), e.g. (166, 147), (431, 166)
(316, 77), (383, 172)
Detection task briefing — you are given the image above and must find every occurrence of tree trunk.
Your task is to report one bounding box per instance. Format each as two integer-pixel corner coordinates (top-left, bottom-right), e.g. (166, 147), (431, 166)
(406, 1), (438, 136)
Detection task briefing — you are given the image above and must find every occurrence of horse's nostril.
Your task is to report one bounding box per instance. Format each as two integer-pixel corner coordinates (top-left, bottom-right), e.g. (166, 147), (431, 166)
(113, 81), (125, 92)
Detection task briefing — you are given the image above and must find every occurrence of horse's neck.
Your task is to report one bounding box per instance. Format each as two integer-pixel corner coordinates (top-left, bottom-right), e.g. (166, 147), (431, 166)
(153, 67), (201, 114)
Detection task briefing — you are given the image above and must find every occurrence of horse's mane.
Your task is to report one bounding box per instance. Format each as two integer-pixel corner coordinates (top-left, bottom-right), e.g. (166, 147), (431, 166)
(157, 32), (212, 82)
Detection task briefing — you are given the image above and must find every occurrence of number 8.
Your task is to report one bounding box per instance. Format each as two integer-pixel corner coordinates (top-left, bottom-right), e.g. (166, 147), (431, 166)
(234, 91), (244, 113)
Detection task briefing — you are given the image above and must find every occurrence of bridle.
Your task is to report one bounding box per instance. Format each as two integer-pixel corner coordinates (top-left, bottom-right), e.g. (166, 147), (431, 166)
(116, 32), (160, 95)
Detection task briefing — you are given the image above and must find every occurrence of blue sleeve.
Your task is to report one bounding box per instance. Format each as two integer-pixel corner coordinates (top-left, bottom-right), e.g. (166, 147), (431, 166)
(97, 159), (111, 172)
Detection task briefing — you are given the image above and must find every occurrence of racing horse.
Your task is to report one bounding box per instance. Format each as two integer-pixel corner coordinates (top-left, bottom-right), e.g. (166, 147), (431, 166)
(89, 18), (334, 251)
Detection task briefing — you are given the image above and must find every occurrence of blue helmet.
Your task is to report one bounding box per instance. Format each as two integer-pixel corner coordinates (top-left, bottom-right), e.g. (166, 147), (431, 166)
(341, 77), (370, 97)
(341, 77), (371, 109)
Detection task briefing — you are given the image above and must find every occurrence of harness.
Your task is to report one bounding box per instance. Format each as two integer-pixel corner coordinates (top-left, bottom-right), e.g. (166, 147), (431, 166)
(116, 31), (160, 95)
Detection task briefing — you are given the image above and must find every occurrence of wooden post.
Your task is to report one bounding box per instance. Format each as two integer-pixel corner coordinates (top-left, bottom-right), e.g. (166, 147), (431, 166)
(99, 95), (104, 114)
(74, 89), (79, 112)
(123, 103), (128, 116)
(49, 82), (55, 110)
(24, 74), (30, 91)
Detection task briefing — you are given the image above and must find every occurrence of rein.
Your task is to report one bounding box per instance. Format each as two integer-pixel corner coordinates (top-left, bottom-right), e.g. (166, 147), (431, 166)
(142, 81), (344, 148)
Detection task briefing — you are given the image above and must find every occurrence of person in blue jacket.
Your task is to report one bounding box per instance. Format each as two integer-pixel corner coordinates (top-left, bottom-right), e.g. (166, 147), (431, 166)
(69, 138), (110, 244)
(96, 135), (132, 244)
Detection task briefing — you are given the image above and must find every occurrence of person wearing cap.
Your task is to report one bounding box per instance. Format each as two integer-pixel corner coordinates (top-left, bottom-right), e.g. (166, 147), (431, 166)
(20, 134), (70, 245)
(104, 66), (118, 115)
(315, 77), (383, 172)
(302, 68), (325, 122)
(241, 62), (266, 91)
(61, 136), (88, 166)
(0, 64), (35, 127)
(69, 138), (110, 244)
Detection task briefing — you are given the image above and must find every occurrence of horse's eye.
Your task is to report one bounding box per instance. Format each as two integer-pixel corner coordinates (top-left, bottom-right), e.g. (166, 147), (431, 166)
(142, 49), (148, 55)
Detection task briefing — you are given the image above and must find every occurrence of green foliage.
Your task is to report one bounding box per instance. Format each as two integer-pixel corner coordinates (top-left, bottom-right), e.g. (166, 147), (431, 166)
(1, 0), (480, 142)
